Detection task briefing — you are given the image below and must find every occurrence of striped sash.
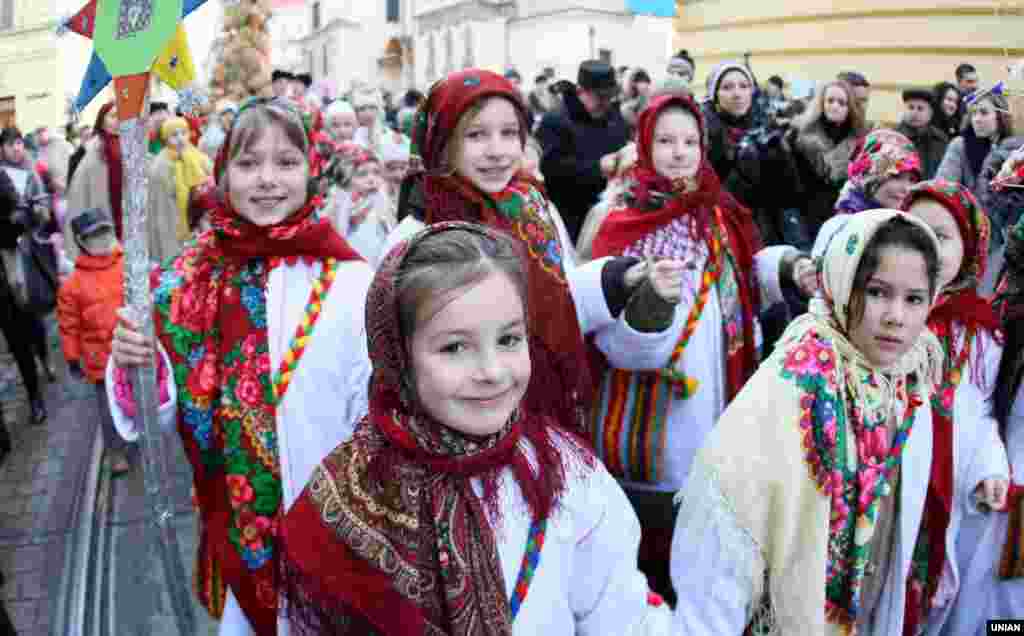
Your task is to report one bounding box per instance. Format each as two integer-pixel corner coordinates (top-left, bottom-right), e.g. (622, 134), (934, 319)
(591, 221), (724, 482)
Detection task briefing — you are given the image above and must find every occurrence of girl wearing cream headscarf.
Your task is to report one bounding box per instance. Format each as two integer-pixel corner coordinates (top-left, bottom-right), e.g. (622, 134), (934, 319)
(671, 209), (1005, 635)
(147, 116), (212, 263)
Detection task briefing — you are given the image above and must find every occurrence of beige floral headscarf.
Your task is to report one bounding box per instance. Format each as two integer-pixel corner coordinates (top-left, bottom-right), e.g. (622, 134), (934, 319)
(781, 208), (944, 379)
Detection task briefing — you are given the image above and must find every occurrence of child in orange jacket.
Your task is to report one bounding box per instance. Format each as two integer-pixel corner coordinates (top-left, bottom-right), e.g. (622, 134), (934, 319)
(57, 208), (133, 474)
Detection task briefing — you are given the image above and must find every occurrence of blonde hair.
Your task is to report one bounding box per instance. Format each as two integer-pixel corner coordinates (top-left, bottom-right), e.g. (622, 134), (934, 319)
(796, 80), (867, 135)
(160, 117), (190, 144)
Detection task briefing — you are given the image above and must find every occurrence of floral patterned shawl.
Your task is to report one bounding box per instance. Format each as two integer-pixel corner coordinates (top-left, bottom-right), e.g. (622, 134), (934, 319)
(156, 97), (362, 634)
(834, 130), (921, 214)
(673, 210), (944, 633)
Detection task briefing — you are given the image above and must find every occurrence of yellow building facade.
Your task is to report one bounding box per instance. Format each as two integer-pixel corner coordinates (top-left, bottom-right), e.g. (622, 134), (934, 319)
(675, 1), (1024, 124)
(0, 0), (76, 133)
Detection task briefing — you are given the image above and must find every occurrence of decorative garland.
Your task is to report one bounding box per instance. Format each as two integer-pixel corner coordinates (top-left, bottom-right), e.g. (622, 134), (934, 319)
(509, 518), (548, 620)
(270, 257), (341, 405)
(660, 222), (723, 399)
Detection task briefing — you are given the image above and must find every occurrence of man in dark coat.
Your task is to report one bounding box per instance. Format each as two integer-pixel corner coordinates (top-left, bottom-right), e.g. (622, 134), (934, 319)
(896, 87), (949, 179)
(537, 60), (629, 244)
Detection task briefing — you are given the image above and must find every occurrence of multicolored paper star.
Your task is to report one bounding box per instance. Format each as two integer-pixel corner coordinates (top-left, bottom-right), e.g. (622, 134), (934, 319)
(59, 0), (211, 118)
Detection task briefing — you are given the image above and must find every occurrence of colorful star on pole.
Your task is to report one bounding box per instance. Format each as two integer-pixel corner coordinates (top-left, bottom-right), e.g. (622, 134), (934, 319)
(59, 0), (98, 38)
(61, 0), (211, 117)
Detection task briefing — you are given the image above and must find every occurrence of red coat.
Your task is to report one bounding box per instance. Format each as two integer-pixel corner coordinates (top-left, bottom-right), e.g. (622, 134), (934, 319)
(57, 248), (124, 383)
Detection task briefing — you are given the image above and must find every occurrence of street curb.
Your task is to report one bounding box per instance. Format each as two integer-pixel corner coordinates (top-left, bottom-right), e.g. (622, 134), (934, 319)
(51, 421), (103, 636)
(93, 457), (113, 636)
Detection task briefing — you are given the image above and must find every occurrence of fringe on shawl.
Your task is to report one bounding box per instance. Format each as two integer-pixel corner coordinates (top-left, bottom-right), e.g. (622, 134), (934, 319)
(672, 457), (777, 635)
(279, 554), (387, 636)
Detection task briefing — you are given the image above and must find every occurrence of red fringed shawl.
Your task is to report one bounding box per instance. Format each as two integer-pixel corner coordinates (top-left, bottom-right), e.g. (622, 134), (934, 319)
(590, 94), (763, 403)
(280, 223), (594, 635)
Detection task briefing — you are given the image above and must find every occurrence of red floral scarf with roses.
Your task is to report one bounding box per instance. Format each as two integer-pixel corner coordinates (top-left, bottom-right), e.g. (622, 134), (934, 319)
(152, 195), (359, 634)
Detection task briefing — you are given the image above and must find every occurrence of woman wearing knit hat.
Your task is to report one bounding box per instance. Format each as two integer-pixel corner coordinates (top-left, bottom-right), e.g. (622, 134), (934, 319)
(700, 61), (765, 190)
(978, 136), (1024, 261)
(833, 128), (922, 215)
(666, 50), (695, 86)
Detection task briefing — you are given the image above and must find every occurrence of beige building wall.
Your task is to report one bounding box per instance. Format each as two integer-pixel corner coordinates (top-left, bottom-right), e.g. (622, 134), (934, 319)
(675, 1), (1024, 125)
(0, 0), (69, 132)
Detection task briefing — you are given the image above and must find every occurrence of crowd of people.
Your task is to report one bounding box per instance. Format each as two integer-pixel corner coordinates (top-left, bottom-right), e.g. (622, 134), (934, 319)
(1, 50), (1024, 635)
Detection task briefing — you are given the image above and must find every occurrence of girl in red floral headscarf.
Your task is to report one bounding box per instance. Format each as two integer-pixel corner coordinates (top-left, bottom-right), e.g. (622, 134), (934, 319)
(902, 179), (1010, 635)
(280, 222), (671, 635)
(107, 97), (373, 635)
(386, 69), (680, 443)
(586, 93), (818, 603)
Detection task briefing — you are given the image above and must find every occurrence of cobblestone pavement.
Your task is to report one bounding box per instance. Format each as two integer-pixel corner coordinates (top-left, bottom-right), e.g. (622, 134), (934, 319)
(0, 318), (93, 636)
(0, 318), (218, 635)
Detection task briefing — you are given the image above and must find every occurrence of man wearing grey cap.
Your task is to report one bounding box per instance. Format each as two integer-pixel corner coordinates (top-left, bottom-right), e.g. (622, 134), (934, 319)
(536, 60), (629, 243)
